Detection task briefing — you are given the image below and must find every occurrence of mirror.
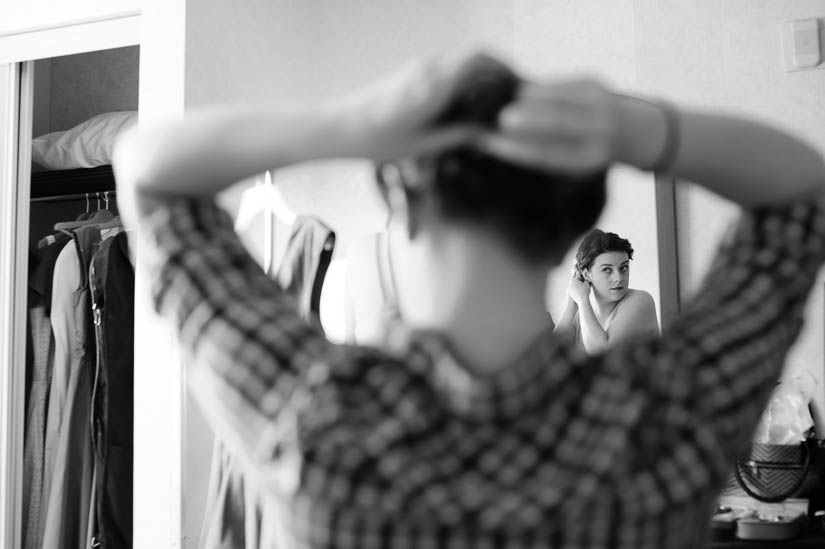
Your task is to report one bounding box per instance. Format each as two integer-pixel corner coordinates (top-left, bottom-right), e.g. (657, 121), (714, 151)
(170, 3), (825, 546)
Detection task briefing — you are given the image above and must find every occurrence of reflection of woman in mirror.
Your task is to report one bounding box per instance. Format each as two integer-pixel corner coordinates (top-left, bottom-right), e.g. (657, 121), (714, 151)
(554, 229), (659, 354)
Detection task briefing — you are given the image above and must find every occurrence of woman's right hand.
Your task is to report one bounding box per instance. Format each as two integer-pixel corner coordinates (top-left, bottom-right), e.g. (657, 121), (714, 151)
(114, 51), (509, 218)
(567, 268), (591, 306)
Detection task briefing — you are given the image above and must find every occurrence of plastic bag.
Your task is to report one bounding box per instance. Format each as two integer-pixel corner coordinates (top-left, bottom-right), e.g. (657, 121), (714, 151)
(752, 368), (817, 445)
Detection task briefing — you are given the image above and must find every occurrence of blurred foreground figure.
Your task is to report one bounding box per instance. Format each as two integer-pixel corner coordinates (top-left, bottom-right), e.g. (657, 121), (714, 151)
(115, 53), (825, 548)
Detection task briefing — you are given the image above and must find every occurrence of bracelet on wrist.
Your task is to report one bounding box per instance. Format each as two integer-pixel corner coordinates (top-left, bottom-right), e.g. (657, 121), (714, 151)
(614, 93), (681, 174)
(646, 99), (681, 174)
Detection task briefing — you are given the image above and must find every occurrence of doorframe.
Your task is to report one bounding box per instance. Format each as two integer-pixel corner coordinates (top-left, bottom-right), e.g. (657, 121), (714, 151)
(0, 15), (142, 549)
(0, 60), (25, 549)
(0, 13), (140, 64)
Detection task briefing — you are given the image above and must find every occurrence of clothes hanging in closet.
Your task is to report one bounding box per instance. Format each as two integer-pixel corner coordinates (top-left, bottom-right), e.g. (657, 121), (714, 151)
(23, 231), (71, 549)
(200, 214), (335, 549)
(89, 231), (134, 549)
(41, 225), (118, 549)
(23, 190), (134, 549)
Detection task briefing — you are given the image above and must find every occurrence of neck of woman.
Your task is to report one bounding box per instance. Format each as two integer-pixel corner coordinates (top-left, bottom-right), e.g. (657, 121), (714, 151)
(424, 229), (553, 376)
(591, 292), (622, 319)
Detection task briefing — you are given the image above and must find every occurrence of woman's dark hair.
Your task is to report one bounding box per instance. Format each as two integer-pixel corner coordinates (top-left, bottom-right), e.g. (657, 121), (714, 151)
(575, 229), (634, 273)
(375, 58), (607, 265)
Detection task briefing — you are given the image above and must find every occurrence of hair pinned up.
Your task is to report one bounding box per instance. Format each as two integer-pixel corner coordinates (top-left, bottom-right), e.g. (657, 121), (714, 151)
(376, 58), (607, 265)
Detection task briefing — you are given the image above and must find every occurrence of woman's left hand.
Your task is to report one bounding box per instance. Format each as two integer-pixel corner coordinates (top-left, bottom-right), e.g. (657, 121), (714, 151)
(478, 78), (619, 175)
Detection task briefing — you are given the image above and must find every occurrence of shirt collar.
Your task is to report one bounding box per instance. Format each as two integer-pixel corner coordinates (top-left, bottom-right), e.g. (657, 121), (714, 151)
(407, 324), (579, 420)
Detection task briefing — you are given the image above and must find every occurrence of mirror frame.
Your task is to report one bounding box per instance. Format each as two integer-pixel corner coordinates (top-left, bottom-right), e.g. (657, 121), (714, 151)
(655, 175), (681, 329)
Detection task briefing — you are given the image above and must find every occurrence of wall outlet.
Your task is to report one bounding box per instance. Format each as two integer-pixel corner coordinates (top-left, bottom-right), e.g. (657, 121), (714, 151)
(782, 18), (824, 72)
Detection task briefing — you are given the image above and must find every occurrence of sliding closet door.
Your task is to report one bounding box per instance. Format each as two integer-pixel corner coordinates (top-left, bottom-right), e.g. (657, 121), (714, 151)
(0, 60), (28, 549)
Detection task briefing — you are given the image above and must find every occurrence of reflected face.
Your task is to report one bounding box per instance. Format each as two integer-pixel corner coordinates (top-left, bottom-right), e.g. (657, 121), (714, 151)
(585, 251), (630, 302)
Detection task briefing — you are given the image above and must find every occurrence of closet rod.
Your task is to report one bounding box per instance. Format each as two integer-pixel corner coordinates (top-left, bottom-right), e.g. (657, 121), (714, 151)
(30, 191), (117, 203)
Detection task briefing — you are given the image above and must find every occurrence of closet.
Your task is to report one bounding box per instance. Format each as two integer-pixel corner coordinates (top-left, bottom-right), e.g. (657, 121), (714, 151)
(0, 7), (192, 549)
(23, 46), (139, 549)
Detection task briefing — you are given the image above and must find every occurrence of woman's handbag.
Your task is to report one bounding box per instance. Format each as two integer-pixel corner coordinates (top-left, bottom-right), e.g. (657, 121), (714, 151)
(731, 437), (825, 503)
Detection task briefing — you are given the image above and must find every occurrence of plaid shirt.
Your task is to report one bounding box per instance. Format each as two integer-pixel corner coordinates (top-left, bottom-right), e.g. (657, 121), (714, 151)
(143, 196), (825, 549)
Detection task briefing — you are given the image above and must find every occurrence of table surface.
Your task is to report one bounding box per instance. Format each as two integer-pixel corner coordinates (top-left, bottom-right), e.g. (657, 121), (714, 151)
(710, 523), (824, 548)
(710, 494), (825, 547)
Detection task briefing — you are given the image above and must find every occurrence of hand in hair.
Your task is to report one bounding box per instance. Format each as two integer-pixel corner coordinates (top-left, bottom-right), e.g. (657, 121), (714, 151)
(332, 51), (515, 163)
(478, 79), (619, 175)
(478, 73), (825, 206)
(567, 269), (591, 306)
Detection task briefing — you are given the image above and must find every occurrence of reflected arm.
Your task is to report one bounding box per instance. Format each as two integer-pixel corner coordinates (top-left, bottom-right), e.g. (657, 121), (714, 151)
(578, 290), (659, 355)
(575, 298), (609, 354)
(553, 295), (578, 335)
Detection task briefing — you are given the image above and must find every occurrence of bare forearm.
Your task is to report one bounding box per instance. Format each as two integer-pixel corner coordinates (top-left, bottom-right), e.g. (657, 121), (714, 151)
(614, 95), (825, 206)
(113, 52), (496, 205)
(576, 300), (608, 354)
(553, 297), (578, 334)
(113, 105), (357, 199)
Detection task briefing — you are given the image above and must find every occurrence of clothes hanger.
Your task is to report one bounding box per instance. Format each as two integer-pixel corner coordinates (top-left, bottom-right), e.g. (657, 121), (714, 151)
(54, 192), (114, 230)
(85, 192), (115, 224)
(75, 193), (91, 221)
(92, 192), (122, 231)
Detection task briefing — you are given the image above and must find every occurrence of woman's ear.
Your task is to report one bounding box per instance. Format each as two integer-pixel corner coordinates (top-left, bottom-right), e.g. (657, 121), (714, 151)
(385, 181), (422, 239)
(582, 268), (592, 282)
(385, 179), (407, 218)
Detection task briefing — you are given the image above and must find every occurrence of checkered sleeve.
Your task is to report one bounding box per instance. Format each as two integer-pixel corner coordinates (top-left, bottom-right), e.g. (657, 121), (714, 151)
(628, 200), (825, 472)
(139, 197), (358, 468)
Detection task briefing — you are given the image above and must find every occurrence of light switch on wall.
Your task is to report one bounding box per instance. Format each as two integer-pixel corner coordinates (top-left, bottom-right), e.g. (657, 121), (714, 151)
(782, 18), (823, 72)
